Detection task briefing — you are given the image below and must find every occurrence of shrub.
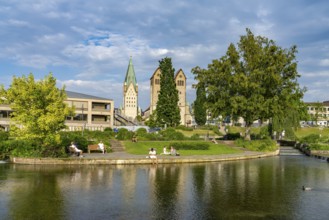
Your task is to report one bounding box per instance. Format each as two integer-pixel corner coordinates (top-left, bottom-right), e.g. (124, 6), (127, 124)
(308, 143), (329, 150)
(116, 128), (134, 140)
(0, 130), (9, 141)
(169, 142), (210, 150)
(190, 134), (201, 140)
(222, 132), (241, 140)
(160, 128), (185, 140)
(59, 131), (89, 152)
(136, 128), (148, 137)
(300, 134), (321, 144)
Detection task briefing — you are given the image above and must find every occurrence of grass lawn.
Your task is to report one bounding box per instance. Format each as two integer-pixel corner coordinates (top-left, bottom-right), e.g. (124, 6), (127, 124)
(295, 127), (329, 138)
(123, 141), (242, 156)
(178, 129), (218, 137)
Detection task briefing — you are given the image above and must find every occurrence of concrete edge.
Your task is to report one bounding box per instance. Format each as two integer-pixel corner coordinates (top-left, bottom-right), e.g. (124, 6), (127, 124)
(10, 150), (279, 165)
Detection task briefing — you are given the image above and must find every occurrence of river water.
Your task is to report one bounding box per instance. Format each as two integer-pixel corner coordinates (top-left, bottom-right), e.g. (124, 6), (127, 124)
(0, 156), (329, 220)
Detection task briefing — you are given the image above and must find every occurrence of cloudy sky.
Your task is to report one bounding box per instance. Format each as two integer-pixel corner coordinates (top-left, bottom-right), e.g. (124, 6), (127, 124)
(0, 0), (329, 109)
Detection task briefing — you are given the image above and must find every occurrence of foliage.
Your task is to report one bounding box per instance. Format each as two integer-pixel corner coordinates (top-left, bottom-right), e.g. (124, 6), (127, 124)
(145, 110), (158, 128)
(9, 139), (43, 157)
(159, 127), (185, 140)
(190, 134), (201, 140)
(308, 143), (329, 150)
(193, 29), (306, 140)
(0, 130), (9, 141)
(170, 142), (210, 150)
(300, 134), (321, 144)
(156, 57), (181, 127)
(235, 138), (278, 152)
(193, 82), (207, 125)
(59, 131), (89, 152)
(0, 73), (73, 146)
(222, 132), (241, 140)
(136, 127), (148, 136)
(116, 128), (134, 140)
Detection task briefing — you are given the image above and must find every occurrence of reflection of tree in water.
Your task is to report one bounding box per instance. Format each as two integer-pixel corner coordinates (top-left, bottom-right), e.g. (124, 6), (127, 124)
(153, 165), (180, 220)
(9, 169), (64, 220)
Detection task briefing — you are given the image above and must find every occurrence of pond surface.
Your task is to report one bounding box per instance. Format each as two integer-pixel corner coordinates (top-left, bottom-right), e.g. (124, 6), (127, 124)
(1, 156), (329, 220)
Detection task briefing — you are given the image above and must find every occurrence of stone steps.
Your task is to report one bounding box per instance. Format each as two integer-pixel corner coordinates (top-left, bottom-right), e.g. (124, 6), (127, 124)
(280, 146), (304, 156)
(110, 139), (125, 152)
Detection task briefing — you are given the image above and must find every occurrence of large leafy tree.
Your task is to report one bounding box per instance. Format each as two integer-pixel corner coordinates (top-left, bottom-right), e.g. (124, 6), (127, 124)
(156, 57), (181, 127)
(193, 29), (306, 139)
(0, 73), (72, 146)
(192, 70), (207, 126)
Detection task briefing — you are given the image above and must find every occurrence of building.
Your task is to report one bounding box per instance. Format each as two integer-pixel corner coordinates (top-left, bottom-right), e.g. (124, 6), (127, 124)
(148, 67), (192, 126)
(0, 91), (114, 131)
(122, 57), (138, 120)
(302, 101), (329, 126)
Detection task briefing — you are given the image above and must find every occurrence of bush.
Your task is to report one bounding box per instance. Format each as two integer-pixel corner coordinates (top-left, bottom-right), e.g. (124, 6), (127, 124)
(59, 131), (89, 152)
(300, 134), (321, 144)
(308, 143), (329, 150)
(116, 128), (134, 140)
(10, 139), (43, 157)
(190, 134), (201, 140)
(160, 128), (185, 140)
(170, 142), (210, 150)
(0, 130), (9, 141)
(222, 132), (241, 140)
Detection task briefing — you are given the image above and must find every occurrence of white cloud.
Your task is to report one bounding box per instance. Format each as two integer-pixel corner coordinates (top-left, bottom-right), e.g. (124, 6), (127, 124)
(319, 59), (329, 67)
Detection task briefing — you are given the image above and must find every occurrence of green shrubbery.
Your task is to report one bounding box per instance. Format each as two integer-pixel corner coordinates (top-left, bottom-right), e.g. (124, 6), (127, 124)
(308, 143), (329, 150)
(170, 141), (210, 150)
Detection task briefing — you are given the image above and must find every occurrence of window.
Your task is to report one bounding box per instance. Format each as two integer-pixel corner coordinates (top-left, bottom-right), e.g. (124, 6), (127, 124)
(155, 79), (160, 85)
(177, 80), (184, 86)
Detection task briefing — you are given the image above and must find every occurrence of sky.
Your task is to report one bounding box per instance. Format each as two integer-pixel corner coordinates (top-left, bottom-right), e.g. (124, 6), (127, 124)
(1, 0), (329, 110)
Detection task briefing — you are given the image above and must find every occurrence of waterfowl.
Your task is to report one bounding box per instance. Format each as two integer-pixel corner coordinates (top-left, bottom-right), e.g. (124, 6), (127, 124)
(302, 186), (312, 191)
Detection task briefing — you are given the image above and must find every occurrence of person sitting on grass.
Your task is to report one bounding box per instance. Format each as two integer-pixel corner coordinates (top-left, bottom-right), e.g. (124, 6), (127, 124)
(170, 146), (180, 156)
(161, 146), (170, 155)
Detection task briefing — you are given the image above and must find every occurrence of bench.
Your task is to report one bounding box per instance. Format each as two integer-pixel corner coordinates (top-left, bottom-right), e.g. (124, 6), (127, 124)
(88, 144), (108, 154)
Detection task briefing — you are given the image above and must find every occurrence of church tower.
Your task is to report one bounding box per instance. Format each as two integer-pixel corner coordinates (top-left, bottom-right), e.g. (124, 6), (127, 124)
(123, 57), (138, 119)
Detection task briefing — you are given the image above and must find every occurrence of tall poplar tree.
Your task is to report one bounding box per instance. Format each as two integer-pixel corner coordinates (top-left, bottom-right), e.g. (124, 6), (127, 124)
(156, 57), (181, 127)
(192, 69), (207, 126)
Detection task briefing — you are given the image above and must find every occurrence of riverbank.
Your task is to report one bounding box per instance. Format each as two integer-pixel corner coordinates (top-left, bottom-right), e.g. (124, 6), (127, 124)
(10, 150), (279, 165)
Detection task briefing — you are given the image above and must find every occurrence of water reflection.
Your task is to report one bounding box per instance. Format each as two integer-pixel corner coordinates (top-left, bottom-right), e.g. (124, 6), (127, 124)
(0, 156), (329, 219)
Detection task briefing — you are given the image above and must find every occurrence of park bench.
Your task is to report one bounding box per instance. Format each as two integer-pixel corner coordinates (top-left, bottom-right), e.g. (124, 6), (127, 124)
(88, 144), (108, 154)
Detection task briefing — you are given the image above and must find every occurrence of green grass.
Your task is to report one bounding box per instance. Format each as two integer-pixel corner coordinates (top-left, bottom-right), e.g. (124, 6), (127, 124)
(178, 129), (217, 137)
(123, 141), (242, 156)
(295, 127), (329, 138)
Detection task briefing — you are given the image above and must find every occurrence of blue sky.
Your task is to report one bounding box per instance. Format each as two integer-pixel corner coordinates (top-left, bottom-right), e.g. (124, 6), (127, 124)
(0, 0), (329, 110)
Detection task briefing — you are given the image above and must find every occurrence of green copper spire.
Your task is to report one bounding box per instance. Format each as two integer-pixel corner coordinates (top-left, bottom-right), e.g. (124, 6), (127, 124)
(124, 56), (137, 90)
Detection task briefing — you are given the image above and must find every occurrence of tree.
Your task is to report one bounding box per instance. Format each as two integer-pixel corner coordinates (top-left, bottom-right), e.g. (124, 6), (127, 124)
(0, 73), (73, 146)
(156, 57), (181, 127)
(193, 29), (306, 140)
(192, 69), (207, 126)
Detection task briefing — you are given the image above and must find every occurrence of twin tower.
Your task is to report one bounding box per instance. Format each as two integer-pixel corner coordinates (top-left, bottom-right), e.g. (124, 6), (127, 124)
(122, 57), (192, 126)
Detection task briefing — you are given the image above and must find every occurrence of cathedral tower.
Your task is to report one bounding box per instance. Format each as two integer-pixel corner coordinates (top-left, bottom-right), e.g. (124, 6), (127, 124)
(123, 57), (138, 119)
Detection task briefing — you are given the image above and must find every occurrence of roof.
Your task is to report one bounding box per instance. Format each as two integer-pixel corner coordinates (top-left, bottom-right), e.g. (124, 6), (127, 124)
(124, 57), (138, 90)
(66, 91), (113, 101)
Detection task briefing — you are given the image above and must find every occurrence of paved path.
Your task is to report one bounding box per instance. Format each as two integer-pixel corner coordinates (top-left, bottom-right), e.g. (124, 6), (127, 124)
(11, 148), (280, 165)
